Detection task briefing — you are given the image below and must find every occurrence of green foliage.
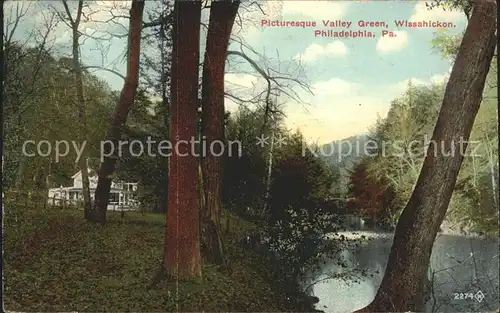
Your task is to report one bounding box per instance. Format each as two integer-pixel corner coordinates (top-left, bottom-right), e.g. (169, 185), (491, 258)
(222, 106), (269, 212)
(431, 29), (462, 60)
(222, 106), (348, 293)
(269, 130), (335, 219)
(320, 134), (371, 197)
(117, 90), (169, 212)
(346, 157), (397, 227)
(3, 42), (114, 191)
(3, 40), (174, 212)
(364, 82), (444, 216)
(265, 206), (350, 283)
(426, 0), (472, 19)
(348, 31), (499, 235)
(439, 35), (499, 235)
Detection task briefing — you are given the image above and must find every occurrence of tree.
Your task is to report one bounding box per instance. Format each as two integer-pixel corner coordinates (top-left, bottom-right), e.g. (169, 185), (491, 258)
(2, 39), (114, 209)
(268, 131), (335, 223)
(92, 0), (145, 224)
(355, 0), (497, 311)
(347, 158), (396, 226)
(427, 0), (473, 19)
(2, 2), (59, 193)
(163, 0), (202, 278)
(61, 0), (92, 219)
(368, 82), (444, 216)
(261, 95), (285, 216)
(199, 0), (240, 266)
(222, 106), (270, 213)
(117, 93), (168, 213)
(139, 0), (174, 213)
(432, 26), (498, 234)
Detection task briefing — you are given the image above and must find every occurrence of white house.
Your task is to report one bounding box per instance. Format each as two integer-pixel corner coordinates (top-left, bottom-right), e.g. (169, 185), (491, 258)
(48, 169), (138, 210)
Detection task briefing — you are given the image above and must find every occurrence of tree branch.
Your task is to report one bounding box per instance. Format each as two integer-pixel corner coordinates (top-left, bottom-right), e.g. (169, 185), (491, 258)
(82, 66), (126, 80)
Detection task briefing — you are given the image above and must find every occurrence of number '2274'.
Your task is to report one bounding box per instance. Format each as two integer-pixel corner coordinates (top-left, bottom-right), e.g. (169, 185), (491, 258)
(453, 293), (474, 300)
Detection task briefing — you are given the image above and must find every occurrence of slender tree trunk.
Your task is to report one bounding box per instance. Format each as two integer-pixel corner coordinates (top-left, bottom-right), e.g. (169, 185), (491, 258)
(91, 0), (145, 224)
(71, 28), (91, 219)
(489, 156), (498, 208)
(355, 1), (496, 311)
(262, 122), (275, 216)
(1, 0), (4, 194)
(14, 155), (27, 192)
(61, 0), (92, 219)
(43, 158), (51, 210)
(484, 133), (498, 208)
(163, 0), (202, 278)
(160, 14), (170, 214)
(199, 0), (240, 265)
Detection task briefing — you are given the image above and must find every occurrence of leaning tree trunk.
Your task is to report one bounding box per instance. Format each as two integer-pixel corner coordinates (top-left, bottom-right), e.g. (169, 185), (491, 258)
(163, 0), (202, 278)
(200, 0), (240, 266)
(91, 0), (144, 224)
(355, 1), (497, 312)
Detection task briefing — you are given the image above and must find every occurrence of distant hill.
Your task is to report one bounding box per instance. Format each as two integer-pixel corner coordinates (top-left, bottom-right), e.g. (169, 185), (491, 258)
(321, 133), (373, 168)
(320, 133), (373, 194)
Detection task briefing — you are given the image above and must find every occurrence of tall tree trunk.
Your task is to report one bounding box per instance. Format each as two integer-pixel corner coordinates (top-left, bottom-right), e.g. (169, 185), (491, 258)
(163, 0), (202, 278)
(355, 1), (496, 312)
(484, 132), (498, 208)
(43, 158), (51, 209)
(14, 155), (27, 192)
(160, 17), (170, 215)
(262, 121), (275, 216)
(73, 57), (91, 218)
(91, 0), (145, 224)
(61, 0), (92, 219)
(200, 0), (240, 265)
(1, 0), (4, 193)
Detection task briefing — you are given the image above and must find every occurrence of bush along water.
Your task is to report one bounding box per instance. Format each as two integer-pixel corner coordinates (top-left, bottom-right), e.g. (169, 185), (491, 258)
(242, 204), (368, 312)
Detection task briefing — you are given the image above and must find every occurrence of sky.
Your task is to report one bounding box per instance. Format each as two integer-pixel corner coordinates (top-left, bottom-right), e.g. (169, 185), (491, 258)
(5, 0), (467, 144)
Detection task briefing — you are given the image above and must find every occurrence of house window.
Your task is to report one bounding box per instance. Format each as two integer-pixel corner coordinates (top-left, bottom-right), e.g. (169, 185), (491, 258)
(109, 193), (119, 203)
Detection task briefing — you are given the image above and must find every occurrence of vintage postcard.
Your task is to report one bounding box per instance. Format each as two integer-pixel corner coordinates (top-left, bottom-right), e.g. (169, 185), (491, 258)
(2, 0), (498, 312)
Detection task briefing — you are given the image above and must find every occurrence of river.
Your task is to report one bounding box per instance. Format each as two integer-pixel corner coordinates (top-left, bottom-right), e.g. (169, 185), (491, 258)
(302, 229), (499, 313)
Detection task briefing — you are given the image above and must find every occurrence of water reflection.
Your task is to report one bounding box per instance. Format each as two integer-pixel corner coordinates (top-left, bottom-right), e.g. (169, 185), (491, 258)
(303, 231), (499, 313)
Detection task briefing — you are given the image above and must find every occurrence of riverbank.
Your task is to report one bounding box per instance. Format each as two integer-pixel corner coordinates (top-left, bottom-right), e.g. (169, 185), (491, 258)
(308, 229), (499, 313)
(3, 207), (317, 311)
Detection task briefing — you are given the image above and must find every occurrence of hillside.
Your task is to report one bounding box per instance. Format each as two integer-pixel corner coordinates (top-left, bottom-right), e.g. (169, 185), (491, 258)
(321, 133), (372, 193)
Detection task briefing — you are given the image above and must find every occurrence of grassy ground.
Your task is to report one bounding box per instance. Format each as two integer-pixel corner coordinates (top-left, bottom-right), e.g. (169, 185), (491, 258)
(3, 206), (291, 312)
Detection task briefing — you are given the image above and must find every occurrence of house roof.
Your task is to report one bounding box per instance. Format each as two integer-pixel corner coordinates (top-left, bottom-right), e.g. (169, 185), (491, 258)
(67, 187), (124, 192)
(50, 187), (126, 192)
(70, 169), (138, 184)
(71, 168), (96, 179)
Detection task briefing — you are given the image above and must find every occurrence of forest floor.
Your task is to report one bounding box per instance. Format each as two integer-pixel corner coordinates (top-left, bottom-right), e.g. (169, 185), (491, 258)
(3, 206), (297, 311)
